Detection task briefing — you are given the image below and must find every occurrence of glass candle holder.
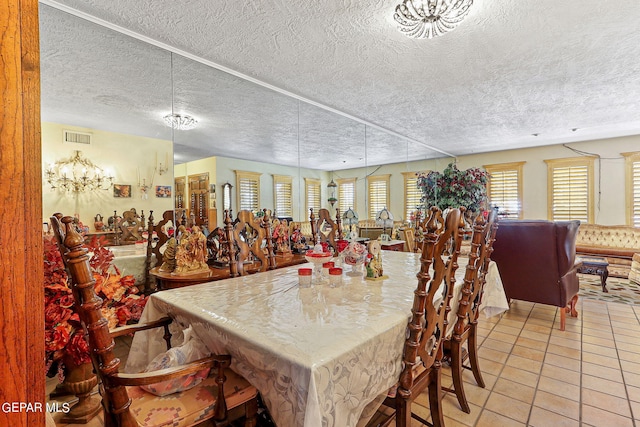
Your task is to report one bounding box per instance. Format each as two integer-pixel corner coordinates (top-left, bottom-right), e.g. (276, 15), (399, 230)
(298, 268), (313, 287)
(329, 267), (343, 287)
(322, 261), (335, 281)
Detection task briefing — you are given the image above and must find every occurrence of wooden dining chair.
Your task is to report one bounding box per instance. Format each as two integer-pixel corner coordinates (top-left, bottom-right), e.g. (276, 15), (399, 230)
(309, 208), (339, 253)
(442, 210), (498, 413)
(225, 209), (270, 277)
(367, 206), (465, 427)
(50, 214), (258, 427)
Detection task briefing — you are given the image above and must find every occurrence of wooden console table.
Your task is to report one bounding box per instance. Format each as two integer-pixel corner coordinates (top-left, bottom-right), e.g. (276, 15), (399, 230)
(380, 240), (405, 252)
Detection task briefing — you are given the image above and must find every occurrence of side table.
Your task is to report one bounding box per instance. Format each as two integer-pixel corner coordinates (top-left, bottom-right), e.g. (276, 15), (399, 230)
(380, 240), (405, 252)
(577, 256), (609, 292)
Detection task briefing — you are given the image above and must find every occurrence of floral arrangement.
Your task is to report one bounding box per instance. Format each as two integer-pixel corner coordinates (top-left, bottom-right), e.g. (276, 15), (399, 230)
(416, 162), (489, 213)
(44, 235), (147, 379)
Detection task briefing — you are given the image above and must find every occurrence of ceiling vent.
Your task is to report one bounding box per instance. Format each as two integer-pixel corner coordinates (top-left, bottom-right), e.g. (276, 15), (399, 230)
(63, 130), (92, 145)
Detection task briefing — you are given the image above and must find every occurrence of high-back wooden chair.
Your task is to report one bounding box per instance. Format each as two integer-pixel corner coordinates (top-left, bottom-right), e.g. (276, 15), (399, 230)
(309, 208), (339, 253)
(225, 210), (269, 276)
(442, 210), (498, 413)
(142, 210), (176, 293)
(50, 214), (258, 427)
(367, 206), (464, 427)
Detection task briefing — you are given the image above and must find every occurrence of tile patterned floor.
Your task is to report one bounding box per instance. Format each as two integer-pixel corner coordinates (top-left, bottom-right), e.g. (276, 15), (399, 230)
(47, 298), (640, 427)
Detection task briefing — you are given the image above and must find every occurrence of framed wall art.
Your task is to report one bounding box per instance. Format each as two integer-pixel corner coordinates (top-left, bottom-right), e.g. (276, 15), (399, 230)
(113, 184), (131, 198)
(156, 185), (172, 198)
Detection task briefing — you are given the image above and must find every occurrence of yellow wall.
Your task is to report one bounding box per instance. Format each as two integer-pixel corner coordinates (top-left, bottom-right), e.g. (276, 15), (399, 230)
(42, 122), (174, 231)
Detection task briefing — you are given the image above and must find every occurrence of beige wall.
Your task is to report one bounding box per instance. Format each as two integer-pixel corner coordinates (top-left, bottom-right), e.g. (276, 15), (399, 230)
(337, 135), (638, 225)
(42, 122), (174, 230)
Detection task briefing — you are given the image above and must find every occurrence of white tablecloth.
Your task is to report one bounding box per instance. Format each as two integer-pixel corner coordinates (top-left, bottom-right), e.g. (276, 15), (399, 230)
(126, 251), (507, 427)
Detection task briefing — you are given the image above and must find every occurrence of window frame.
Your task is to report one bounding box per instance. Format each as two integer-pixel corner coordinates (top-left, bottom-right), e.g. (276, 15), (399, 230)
(484, 161), (525, 219)
(623, 151), (640, 226)
(544, 156), (595, 223)
(273, 174), (293, 218)
(367, 174), (391, 220)
(235, 170), (262, 213)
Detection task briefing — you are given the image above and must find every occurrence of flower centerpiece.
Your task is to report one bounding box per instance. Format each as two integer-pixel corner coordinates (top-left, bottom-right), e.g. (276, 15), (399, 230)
(416, 162), (489, 216)
(44, 235), (148, 379)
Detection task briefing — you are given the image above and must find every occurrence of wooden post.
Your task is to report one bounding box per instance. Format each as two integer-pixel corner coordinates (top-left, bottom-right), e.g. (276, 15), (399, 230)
(0, 1), (44, 426)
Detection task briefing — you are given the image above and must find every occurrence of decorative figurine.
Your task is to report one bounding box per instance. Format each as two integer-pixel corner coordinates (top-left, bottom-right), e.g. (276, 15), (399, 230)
(173, 225), (210, 275)
(272, 219), (291, 254)
(366, 240), (387, 280)
(94, 214), (104, 232)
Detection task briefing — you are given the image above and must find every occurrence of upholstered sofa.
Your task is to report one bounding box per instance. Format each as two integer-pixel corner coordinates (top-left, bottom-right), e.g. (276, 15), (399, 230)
(575, 224), (640, 279)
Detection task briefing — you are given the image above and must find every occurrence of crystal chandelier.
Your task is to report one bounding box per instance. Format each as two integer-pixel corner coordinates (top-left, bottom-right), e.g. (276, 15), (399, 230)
(394, 0), (473, 39)
(163, 113), (198, 130)
(45, 150), (113, 192)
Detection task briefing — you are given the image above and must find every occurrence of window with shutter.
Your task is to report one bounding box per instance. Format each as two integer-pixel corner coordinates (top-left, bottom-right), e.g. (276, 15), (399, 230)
(402, 171), (423, 221)
(484, 162), (525, 219)
(545, 157), (595, 223)
(305, 178), (321, 217)
(367, 175), (390, 220)
(337, 178), (356, 215)
(273, 175), (293, 217)
(235, 171), (261, 212)
(623, 152), (640, 226)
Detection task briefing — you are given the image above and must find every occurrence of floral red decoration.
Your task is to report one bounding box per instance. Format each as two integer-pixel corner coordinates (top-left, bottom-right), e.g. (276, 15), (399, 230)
(44, 236), (148, 380)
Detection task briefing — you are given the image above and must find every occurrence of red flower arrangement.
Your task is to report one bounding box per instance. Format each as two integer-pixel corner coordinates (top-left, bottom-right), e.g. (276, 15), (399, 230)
(44, 235), (148, 379)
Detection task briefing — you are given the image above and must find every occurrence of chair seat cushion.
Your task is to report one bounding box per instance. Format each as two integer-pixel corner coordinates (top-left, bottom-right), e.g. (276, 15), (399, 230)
(127, 369), (257, 427)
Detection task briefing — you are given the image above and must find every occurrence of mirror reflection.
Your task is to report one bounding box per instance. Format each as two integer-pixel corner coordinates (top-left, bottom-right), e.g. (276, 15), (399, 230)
(39, 4), (451, 242)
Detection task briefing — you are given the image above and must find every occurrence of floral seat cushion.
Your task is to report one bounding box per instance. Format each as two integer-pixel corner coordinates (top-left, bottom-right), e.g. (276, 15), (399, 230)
(128, 369), (257, 427)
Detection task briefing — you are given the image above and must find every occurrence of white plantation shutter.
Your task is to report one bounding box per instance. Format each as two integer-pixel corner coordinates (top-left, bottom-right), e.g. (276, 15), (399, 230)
(633, 160), (640, 227)
(273, 175), (293, 217)
(403, 172), (422, 221)
(236, 171), (261, 212)
(485, 162), (525, 219)
(305, 178), (321, 216)
(624, 152), (640, 226)
(337, 178), (356, 214)
(545, 157), (594, 223)
(367, 175), (390, 220)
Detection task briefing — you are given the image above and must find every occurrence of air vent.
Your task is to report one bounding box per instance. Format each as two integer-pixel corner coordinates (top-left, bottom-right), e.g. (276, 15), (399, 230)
(63, 130), (92, 145)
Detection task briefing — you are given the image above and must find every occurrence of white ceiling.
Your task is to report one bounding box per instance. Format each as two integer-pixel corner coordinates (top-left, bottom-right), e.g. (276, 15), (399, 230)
(39, 0), (640, 169)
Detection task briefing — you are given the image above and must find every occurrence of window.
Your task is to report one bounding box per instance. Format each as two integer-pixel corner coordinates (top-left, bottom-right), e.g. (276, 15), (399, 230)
(273, 175), (293, 217)
(305, 178), (321, 217)
(402, 171), (423, 222)
(367, 174), (390, 220)
(235, 170), (261, 212)
(545, 157), (595, 223)
(337, 178), (356, 215)
(484, 162), (525, 219)
(623, 151), (640, 226)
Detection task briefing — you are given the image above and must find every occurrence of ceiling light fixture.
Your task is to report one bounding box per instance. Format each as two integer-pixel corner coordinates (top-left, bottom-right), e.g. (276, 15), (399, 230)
(163, 113), (198, 130)
(394, 0), (474, 39)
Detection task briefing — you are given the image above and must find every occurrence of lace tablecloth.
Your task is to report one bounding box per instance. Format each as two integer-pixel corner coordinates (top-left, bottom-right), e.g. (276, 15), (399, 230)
(126, 251), (507, 427)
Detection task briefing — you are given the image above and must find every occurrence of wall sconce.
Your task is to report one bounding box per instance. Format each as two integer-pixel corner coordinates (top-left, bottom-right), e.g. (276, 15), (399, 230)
(156, 152), (169, 175)
(45, 150), (113, 193)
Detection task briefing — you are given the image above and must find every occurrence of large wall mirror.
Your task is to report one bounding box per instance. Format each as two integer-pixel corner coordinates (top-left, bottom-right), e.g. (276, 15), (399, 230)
(39, 4), (452, 236)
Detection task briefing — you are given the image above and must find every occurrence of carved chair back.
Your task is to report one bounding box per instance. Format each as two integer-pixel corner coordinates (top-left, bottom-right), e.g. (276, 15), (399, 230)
(452, 210), (498, 338)
(310, 208), (339, 253)
(225, 210), (269, 276)
(378, 206), (463, 427)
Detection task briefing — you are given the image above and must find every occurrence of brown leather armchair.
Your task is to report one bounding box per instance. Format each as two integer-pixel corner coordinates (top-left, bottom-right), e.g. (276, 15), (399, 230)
(491, 220), (581, 330)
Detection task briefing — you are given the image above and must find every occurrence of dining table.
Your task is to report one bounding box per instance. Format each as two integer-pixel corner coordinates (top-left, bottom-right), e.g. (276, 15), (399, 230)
(126, 251), (509, 427)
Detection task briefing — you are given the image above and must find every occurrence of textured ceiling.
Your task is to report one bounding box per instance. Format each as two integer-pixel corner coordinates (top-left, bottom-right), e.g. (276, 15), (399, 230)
(39, 0), (640, 169)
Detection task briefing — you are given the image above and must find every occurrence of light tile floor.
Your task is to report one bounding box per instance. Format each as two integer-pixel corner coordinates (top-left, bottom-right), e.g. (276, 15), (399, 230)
(48, 299), (640, 427)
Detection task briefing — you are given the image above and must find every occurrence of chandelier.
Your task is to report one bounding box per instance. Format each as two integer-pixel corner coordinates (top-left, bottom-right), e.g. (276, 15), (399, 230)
(394, 0), (473, 39)
(163, 113), (198, 130)
(45, 150), (113, 192)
